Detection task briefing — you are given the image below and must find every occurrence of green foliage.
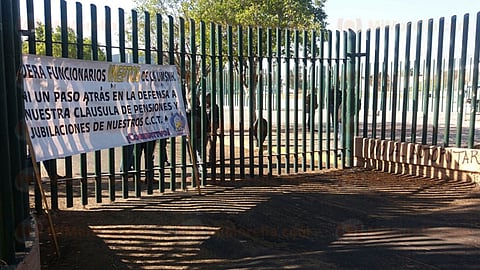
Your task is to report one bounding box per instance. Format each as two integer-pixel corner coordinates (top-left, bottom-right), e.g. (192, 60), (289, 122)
(22, 22), (106, 61)
(183, 0), (327, 30)
(132, 0), (185, 16)
(130, 0), (328, 103)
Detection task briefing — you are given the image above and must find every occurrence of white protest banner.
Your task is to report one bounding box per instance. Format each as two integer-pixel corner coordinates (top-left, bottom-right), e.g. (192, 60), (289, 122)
(22, 54), (189, 162)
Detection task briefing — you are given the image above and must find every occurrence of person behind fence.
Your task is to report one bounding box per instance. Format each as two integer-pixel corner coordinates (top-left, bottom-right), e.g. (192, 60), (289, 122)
(205, 93), (219, 166)
(329, 87), (342, 126)
(305, 93), (318, 131)
(42, 158), (64, 179)
(253, 117), (268, 147)
(120, 140), (169, 182)
(120, 141), (155, 178)
(187, 94), (207, 175)
(27, 156), (64, 180)
(329, 87), (343, 155)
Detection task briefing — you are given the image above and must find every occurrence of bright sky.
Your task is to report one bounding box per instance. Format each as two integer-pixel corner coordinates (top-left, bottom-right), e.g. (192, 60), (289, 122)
(325, 0), (480, 30)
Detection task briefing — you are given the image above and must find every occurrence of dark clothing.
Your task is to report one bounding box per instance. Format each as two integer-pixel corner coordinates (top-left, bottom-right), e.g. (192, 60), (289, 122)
(305, 94), (318, 130)
(187, 106), (206, 149)
(42, 159), (58, 178)
(329, 88), (342, 124)
(206, 103), (220, 134)
(253, 118), (268, 146)
(138, 141), (156, 181)
(121, 140), (167, 182)
(187, 105), (208, 174)
(206, 103), (220, 164)
(305, 94), (319, 112)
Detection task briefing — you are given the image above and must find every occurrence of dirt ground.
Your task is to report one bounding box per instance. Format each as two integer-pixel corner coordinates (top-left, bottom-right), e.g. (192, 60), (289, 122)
(36, 168), (480, 270)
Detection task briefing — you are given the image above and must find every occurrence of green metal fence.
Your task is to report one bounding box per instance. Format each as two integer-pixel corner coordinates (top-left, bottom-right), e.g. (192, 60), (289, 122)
(20, 1), (480, 211)
(1, 0), (479, 264)
(20, 0), (355, 214)
(356, 16), (480, 148)
(1, 0), (30, 265)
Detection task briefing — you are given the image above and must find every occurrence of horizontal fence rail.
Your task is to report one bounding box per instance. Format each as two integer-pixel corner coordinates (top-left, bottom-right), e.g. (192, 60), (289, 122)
(17, 0), (480, 213)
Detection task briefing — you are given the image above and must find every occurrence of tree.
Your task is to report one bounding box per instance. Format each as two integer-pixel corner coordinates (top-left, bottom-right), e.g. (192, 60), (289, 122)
(131, 0), (328, 109)
(183, 0), (327, 30)
(23, 22), (106, 60)
(133, 0), (186, 16)
(183, 0), (328, 112)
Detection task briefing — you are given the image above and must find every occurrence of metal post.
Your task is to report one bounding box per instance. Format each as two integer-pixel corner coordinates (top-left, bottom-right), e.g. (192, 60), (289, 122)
(346, 30), (356, 167)
(0, 0), (16, 260)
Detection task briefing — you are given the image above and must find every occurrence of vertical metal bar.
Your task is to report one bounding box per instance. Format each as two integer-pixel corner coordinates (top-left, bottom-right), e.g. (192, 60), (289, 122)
(248, 26), (255, 177)
(179, 18), (187, 189)
(105, 6), (115, 202)
(355, 31), (362, 137)
(295, 30), (308, 172)
(421, 19), (434, 144)
(346, 30), (356, 167)
(363, 29), (371, 138)
(91, 4), (98, 60)
(227, 25), (235, 180)
(44, 0), (52, 56)
(104, 5), (113, 54)
(67, 2), (82, 209)
(432, 18), (445, 145)
(60, 0), (67, 58)
(188, 19), (198, 187)
(0, 1), (19, 265)
(209, 22), (218, 180)
(144, 11), (154, 195)
(26, 0), (43, 213)
(189, 20), (199, 187)
(391, 24), (401, 140)
(456, 14), (469, 147)
(341, 31), (348, 168)
(310, 30), (318, 170)
(333, 30), (341, 168)
(131, 10), (142, 197)
(200, 21), (207, 185)
(118, 8), (130, 199)
(257, 27), (264, 176)
(411, 20), (423, 143)
(11, 0), (23, 206)
(371, 28), (380, 139)
(53, 0), (68, 209)
(380, 26), (389, 140)
(80, 151), (88, 206)
(90, 4), (103, 203)
(238, 26), (245, 178)
(284, 29), (291, 174)
(168, 15), (177, 191)
(444, 16), (456, 147)
(217, 24), (226, 180)
(276, 28), (282, 174)
(26, 0), (35, 54)
(326, 30), (332, 169)
(401, 23), (412, 142)
(318, 30), (325, 169)
(157, 14), (166, 193)
(293, 29), (300, 172)
(266, 28), (273, 176)
(468, 12), (480, 148)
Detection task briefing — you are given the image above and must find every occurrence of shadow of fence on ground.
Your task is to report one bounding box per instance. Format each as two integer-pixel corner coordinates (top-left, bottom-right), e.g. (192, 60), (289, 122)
(37, 169), (480, 270)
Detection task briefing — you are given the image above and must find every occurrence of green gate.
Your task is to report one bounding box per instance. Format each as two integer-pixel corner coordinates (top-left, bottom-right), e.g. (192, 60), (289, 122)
(21, 1), (480, 210)
(21, 0), (357, 213)
(1, 0), (479, 265)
